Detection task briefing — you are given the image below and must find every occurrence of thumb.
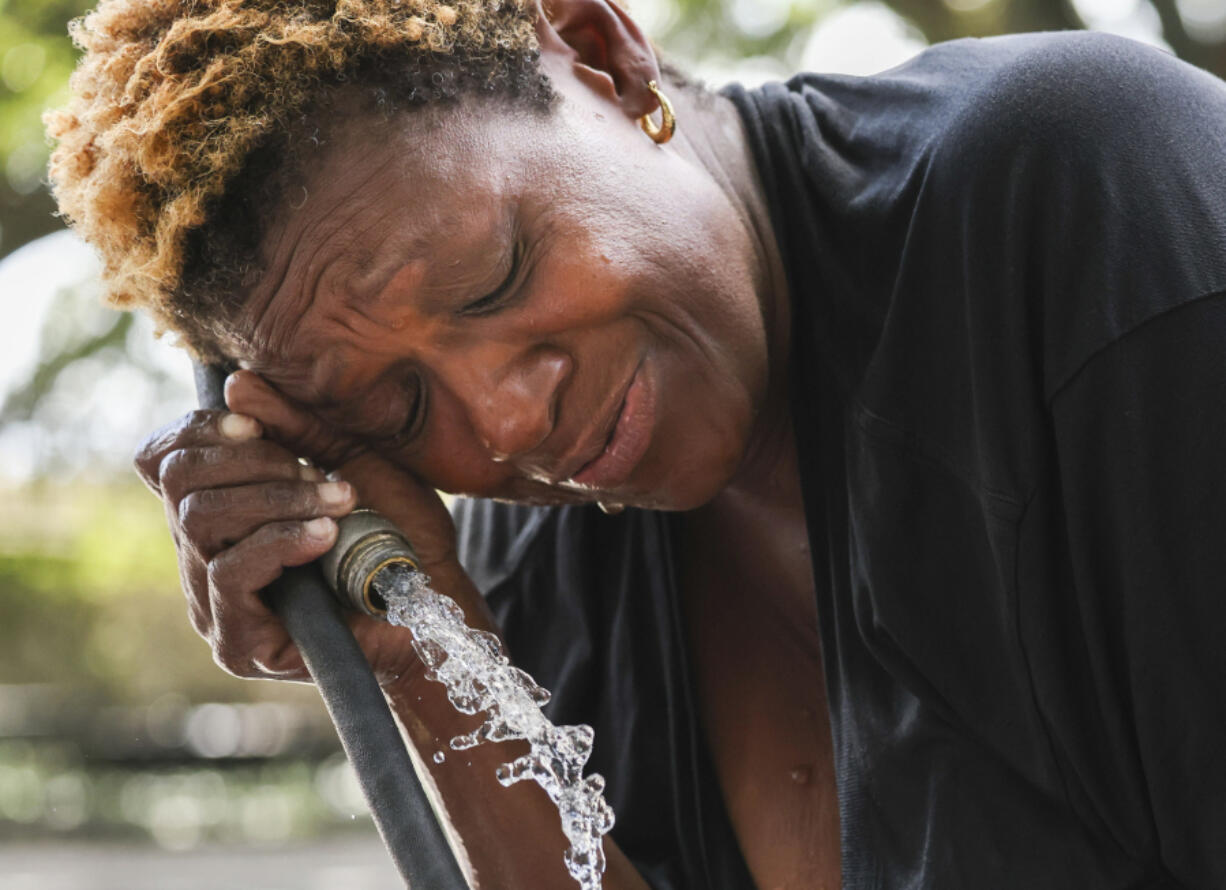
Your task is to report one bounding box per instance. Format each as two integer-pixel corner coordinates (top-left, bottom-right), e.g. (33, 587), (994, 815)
(224, 370), (360, 469)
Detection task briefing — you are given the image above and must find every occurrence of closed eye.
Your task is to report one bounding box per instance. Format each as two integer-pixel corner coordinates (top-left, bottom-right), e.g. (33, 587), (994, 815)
(372, 374), (427, 452)
(458, 241), (522, 317)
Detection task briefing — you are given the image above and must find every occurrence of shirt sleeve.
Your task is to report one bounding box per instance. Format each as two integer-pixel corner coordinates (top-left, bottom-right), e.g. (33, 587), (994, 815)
(1049, 289), (1226, 887)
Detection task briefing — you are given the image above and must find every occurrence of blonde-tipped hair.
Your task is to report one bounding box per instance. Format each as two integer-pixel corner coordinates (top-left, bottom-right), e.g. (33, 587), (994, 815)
(46, 0), (546, 356)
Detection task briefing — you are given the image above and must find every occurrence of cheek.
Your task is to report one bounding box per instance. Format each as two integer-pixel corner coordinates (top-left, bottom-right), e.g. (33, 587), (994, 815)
(403, 389), (510, 495)
(636, 350), (754, 509)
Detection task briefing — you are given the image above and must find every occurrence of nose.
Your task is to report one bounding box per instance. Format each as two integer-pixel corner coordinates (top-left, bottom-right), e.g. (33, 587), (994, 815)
(464, 345), (572, 463)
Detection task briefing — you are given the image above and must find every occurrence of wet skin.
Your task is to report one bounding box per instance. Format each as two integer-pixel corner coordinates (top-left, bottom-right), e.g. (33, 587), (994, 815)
(135, 1), (838, 886)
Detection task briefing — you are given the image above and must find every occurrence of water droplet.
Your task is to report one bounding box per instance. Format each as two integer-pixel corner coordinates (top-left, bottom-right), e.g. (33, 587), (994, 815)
(433, 751), (445, 764)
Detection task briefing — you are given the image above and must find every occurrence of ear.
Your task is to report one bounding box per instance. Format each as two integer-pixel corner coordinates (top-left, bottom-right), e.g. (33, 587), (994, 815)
(535, 0), (661, 118)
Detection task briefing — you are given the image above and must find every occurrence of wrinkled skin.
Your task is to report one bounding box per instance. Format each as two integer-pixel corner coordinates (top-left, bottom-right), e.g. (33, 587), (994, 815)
(135, 0), (791, 684)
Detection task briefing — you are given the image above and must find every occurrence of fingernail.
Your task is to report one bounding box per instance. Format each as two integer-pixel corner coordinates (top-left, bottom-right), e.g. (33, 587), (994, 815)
(220, 413), (260, 440)
(299, 464), (325, 482)
(318, 481), (351, 507)
(304, 517), (335, 538)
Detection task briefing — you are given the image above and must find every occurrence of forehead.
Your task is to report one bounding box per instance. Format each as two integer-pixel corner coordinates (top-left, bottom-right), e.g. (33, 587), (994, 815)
(233, 97), (536, 363)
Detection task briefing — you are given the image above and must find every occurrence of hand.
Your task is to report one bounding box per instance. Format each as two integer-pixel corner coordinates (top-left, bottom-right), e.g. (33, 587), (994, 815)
(133, 369), (473, 685)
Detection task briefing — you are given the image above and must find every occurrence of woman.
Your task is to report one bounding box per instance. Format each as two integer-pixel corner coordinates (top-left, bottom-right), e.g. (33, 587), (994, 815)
(47, 0), (1226, 887)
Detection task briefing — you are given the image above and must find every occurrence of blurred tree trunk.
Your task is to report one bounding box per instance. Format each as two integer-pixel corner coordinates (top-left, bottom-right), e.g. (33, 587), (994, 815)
(879, 0), (1083, 44)
(879, 0), (1225, 80)
(1147, 0), (1226, 76)
(1, 185), (63, 258)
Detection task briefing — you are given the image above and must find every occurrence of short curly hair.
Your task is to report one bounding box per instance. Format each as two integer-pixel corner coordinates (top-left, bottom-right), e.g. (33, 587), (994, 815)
(45, 0), (553, 359)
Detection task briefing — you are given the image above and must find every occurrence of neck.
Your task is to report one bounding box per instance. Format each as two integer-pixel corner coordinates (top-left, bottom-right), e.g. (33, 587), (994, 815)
(669, 83), (796, 507)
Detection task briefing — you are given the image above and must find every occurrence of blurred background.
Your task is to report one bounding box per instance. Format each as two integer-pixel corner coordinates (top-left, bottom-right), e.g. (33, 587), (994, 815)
(1, 0), (1223, 886)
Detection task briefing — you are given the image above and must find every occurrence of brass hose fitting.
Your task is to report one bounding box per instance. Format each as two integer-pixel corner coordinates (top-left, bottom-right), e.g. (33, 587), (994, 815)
(320, 509), (420, 617)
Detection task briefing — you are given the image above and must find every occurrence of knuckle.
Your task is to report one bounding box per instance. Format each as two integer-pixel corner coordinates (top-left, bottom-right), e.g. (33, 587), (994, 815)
(270, 519), (307, 546)
(132, 444), (155, 478)
(157, 449), (191, 498)
(177, 491), (204, 535)
(205, 550), (257, 598)
(133, 438), (165, 483)
(250, 643), (292, 675)
(205, 553), (229, 592)
(212, 645), (256, 679)
(186, 409), (220, 434)
(134, 411), (216, 473)
(264, 481), (305, 510)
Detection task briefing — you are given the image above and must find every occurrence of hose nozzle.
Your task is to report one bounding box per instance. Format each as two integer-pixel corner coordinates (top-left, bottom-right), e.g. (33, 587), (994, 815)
(320, 509), (420, 617)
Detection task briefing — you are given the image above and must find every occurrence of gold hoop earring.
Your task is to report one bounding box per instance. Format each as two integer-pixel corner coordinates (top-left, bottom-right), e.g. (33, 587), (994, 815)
(639, 80), (676, 145)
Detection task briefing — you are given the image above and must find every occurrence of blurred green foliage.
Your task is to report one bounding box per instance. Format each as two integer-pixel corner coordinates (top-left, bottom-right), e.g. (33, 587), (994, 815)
(0, 479), (299, 702)
(0, 0), (92, 254)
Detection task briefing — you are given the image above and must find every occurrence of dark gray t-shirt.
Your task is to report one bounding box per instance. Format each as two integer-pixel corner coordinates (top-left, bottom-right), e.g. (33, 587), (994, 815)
(454, 31), (1226, 889)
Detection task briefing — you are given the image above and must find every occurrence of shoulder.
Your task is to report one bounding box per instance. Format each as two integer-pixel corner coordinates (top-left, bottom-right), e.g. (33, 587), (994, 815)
(937, 31), (1220, 124)
(920, 33), (1226, 393)
(911, 32), (1226, 171)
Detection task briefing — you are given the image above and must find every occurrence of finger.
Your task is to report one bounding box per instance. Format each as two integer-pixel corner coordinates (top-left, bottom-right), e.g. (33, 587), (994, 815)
(213, 606), (308, 681)
(134, 409), (263, 493)
(226, 370), (360, 468)
(158, 439), (321, 505)
(206, 517), (337, 678)
(179, 480), (356, 557)
(181, 560), (212, 639)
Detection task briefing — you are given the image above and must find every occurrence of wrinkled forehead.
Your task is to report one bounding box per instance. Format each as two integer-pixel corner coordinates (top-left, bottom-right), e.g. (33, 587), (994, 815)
(229, 99), (529, 362)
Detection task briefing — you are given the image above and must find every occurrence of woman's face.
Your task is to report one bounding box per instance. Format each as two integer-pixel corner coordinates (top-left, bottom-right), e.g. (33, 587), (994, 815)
(234, 55), (772, 511)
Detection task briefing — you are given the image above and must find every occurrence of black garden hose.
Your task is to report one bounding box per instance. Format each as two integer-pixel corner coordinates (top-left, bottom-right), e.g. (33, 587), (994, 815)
(193, 362), (469, 890)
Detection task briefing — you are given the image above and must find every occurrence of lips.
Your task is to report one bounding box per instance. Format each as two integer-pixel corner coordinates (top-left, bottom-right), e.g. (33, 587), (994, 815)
(522, 360), (654, 494)
(544, 365), (639, 484)
(568, 362), (654, 491)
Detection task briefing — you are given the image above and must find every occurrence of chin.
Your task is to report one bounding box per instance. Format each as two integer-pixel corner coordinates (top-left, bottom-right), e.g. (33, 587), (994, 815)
(626, 436), (747, 513)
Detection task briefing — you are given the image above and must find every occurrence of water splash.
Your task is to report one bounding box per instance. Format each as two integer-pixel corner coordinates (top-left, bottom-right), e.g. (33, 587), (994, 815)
(374, 564), (615, 889)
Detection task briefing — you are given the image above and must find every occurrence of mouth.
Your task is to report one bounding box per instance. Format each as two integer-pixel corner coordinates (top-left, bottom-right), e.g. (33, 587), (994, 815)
(564, 361), (655, 493)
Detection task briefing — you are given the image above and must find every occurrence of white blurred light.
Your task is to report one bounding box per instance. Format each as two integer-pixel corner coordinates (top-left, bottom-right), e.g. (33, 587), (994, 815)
(239, 787), (295, 843)
(4, 142), (46, 196)
(0, 231), (96, 397)
(1176, 0), (1226, 42)
(0, 231), (194, 483)
(1074, 0), (1140, 24)
(315, 752), (370, 818)
(690, 53), (793, 88)
(149, 793), (205, 850)
(2, 44), (46, 93)
(626, 0), (679, 38)
(43, 772), (89, 831)
(237, 702), (295, 757)
(185, 703), (243, 759)
(731, 0), (794, 38)
(0, 765), (44, 822)
(1073, 0), (1171, 49)
(802, 2), (928, 76)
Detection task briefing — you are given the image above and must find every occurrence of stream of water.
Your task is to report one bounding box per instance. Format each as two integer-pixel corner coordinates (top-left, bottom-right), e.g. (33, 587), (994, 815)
(373, 564), (615, 890)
